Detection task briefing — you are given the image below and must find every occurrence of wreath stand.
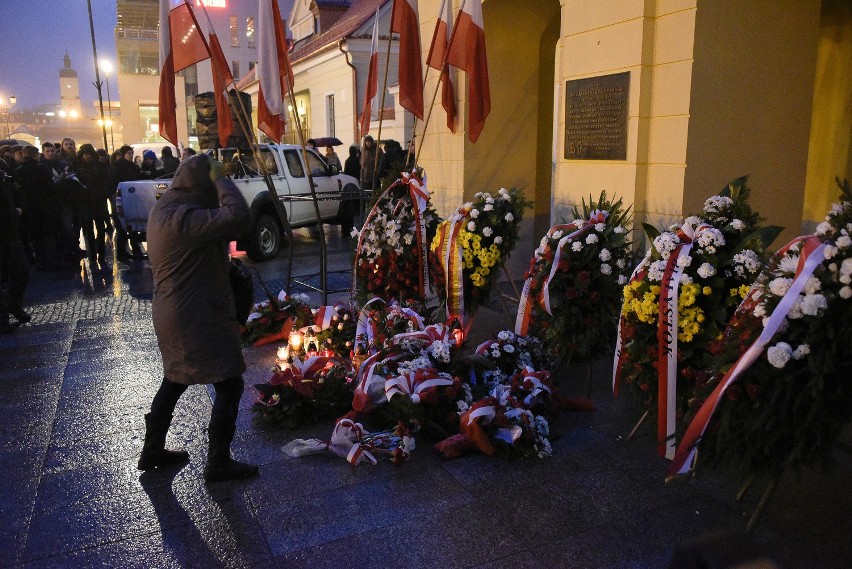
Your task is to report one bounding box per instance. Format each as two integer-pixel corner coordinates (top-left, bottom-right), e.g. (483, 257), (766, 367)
(734, 473), (781, 533)
(496, 264), (522, 326)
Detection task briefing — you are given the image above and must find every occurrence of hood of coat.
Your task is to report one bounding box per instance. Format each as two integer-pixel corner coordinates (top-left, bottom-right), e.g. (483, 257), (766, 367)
(170, 154), (217, 207)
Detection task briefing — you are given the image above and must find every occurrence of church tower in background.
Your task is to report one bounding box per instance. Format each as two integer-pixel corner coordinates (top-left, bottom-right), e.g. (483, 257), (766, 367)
(59, 53), (82, 118)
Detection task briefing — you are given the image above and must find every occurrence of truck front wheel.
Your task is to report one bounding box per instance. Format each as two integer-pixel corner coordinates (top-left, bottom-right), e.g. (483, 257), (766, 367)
(246, 214), (281, 262)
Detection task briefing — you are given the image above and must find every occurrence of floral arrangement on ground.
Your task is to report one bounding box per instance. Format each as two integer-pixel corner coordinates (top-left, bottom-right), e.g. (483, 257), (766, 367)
(241, 291), (314, 346)
(681, 178), (852, 477)
(615, 176), (782, 426)
(519, 191), (632, 366)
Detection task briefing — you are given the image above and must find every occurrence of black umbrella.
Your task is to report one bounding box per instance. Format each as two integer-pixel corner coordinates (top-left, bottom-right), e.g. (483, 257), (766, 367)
(311, 136), (343, 147)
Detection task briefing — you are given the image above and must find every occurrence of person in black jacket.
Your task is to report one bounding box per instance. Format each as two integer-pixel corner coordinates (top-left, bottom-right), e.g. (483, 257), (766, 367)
(1, 171), (31, 332)
(76, 144), (111, 267)
(160, 146), (179, 176)
(15, 146), (59, 269)
(107, 145), (146, 261)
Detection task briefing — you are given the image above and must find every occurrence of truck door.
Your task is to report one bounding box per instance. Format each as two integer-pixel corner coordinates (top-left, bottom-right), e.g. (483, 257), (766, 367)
(280, 148), (338, 224)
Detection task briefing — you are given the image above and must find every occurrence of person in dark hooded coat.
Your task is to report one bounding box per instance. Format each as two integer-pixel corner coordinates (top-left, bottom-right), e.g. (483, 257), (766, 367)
(140, 153), (257, 483)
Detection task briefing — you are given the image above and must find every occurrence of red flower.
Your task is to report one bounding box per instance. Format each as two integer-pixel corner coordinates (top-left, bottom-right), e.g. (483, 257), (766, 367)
(746, 383), (761, 400)
(557, 259), (570, 272)
(577, 271), (591, 286)
(565, 287), (579, 300)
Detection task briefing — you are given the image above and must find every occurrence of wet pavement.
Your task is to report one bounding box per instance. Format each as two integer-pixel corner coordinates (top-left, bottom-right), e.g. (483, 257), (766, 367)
(1, 226), (851, 568)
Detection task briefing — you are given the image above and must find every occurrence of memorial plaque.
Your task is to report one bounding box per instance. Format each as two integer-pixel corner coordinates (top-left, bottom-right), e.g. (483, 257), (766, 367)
(564, 72), (630, 160)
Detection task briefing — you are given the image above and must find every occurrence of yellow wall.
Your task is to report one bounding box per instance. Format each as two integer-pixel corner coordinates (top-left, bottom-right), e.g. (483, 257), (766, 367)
(685, 0), (820, 245)
(803, 0), (852, 230)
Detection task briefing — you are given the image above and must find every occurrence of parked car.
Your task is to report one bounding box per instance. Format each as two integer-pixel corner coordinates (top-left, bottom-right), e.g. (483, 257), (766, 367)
(115, 144), (362, 261)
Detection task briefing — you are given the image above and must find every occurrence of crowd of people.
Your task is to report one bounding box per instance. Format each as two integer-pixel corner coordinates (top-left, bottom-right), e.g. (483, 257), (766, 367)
(0, 139), (196, 333)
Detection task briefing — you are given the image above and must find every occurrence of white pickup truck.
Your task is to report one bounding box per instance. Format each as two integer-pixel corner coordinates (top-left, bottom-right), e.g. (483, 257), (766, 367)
(116, 144), (361, 261)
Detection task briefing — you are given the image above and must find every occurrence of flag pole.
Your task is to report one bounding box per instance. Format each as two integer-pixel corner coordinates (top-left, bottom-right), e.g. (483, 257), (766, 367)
(373, 6), (394, 191)
(415, 0), (466, 169)
(405, 0), (447, 169)
(194, 0), (297, 284)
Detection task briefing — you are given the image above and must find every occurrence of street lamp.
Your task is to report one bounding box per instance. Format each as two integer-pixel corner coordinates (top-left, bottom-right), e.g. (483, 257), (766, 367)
(99, 59), (115, 152)
(0, 95), (15, 139)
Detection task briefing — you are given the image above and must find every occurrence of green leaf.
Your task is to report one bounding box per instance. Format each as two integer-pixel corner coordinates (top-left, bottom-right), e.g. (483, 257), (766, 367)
(642, 223), (661, 242)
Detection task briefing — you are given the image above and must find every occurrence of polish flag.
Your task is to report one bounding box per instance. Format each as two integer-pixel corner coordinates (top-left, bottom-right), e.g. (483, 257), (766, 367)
(207, 32), (234, 148)
(446, 0), (490, 142)
(392, 0), (424, 120)
(425, 0), (457, 132)
(158, 0), (210, 145)
(360, 9), (380, 137)
(257, 0), (295, 142)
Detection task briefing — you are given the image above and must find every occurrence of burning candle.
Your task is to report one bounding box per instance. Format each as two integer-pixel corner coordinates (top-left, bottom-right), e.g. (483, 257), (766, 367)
(288, 330), (303, 352)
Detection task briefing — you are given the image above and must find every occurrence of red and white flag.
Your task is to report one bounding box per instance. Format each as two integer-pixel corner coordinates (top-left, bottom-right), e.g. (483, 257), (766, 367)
(426, 0), (457, 132)
(360, 8), (380, 137)
(391, 0), (424, 120)
(446, 0), (490, 142)
(257, 0), (295, 142)
(207, 31), (234, 148)
(158, 0), (210, 145)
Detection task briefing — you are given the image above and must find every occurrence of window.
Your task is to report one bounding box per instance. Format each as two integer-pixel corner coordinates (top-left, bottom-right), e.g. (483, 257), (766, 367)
(325, 94), (335, 137)
(248, 61), (256, 72)
(230, 15), (238, 47)
(232, 61), (240, 80)
(284, 150), (304, 177)
(246, 17), (255, 48)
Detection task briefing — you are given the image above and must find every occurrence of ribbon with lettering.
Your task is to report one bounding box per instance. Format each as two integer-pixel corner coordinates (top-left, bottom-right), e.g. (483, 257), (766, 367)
(402, 171), (432, 298)
(434, 212), (467, 323)
(668, 236), (826, 477)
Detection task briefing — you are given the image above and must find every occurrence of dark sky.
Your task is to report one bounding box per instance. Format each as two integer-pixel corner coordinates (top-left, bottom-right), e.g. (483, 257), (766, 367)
(0, 0), (119, 110)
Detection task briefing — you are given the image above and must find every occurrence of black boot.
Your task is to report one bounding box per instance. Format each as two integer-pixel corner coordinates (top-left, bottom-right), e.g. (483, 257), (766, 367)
(204, 411), (258, 483)
(137, 413), (190, 471)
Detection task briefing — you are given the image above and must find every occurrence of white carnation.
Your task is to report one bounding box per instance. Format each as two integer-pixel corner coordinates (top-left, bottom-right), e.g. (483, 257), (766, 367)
(595, 223), (606, 232)
(801, 293), (827, 316)
(767, 342), (793, 368)
(836, 235), (852, 249)
(697, 263), (716, 279)
(585, 233), (599, 245)
(552, 230), (564, 240)
(840, 286), (852, 299)
(803, 276), (821, 295)
(792, 344), (810, 360)
(598, 249), (612, 262)
(815, 221), (833, 236)
(768, 277), (793, 296)
(483, 227), (494, 237)
(731, 219), (745, 230)
(600, 263), (612, 275)
(470, 208), (480, 218)
(572, 242), (582, 252)
(504, 212), (514, 222)
(467, 221), (476, 231)
(822, 245), (838, 260)
(618, 275), (628, 285)
(494, 236), (503, 245)
(676, 255), (693, 268)
(483, 204), (494, 212)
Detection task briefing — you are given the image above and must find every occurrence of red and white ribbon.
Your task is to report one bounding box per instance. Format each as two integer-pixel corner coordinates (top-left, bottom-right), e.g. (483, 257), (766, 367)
(355, 297), (385, 352)
(385, 368), (456, 404)
(402, 171), (432, 298)
(612, 255), (650, 395)
(351, 351), (407, 411)
(466, 397), (497, 426)
(668, 236), (826, 477)
(313, 305), (336, 330)
(389, 323), (448, 347)
(656, 243), (692, 459)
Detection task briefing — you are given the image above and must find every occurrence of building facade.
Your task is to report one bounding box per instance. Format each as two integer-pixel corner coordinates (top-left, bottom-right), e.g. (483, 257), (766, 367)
(413, 0), (851, 265)
(114, 0), (290, 148)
